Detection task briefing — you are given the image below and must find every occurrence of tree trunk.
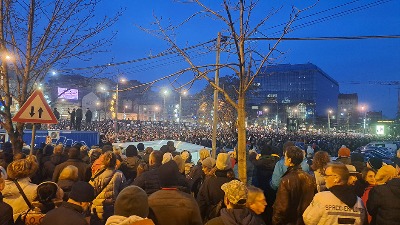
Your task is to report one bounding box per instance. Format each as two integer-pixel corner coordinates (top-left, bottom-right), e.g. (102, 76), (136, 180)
(237, 93), (247, 183)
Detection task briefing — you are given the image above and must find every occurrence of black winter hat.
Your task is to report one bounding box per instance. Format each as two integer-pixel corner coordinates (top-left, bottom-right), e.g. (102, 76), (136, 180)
(125, 145), (138, 157)
(114, 186), (149, 218)
(367, 157), (383, 171)
(69, 181), (94, 202)
(158, 160), (180, 187)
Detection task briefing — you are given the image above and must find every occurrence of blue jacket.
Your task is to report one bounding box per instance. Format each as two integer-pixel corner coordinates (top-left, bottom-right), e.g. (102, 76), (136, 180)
(269, 157), (309, 190)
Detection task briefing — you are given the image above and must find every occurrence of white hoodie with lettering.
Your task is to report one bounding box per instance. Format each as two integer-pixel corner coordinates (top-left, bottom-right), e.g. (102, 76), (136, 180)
(303, 191), (366, 225)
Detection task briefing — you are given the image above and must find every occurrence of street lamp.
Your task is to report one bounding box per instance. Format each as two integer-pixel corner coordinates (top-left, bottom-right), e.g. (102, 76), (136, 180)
(361, 105), (367, 134)
(98, 85), (108, 120)
(114, 78), (126, 134)
(328, 110), (332, 133)
(154, 106), (159, 121)
(179, 90), (187, 130)
(162, 89), (169, 121)
(263, 107), (269, 126)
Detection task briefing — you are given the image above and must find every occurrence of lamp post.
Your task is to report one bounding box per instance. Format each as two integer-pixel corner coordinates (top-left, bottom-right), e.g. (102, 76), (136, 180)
(328, 110), (332, 133)
(179, 90), (187, 131)
(361, 105), (367, 134)
(114, 78), (126, 135)
(154, 106), (159, 121)
(263, 107), (269, 127)
(162, 89), (169, 122)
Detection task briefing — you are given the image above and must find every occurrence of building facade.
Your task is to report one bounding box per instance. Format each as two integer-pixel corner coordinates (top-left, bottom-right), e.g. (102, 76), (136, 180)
(248, 63), (339, 129)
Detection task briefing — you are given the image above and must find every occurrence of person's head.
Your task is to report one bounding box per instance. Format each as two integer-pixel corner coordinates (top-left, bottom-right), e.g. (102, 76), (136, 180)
(102, 151), (117, 169)
(199, 148), (211, 161)
(0, 172), (5, 191)
(246, 185), (267, 215)
(149, 150), (163, 166)
(136, 162), (149, 177)
(311, 151), (331, 171)
(114, 186), (149, 218)
(58, 165), (79, 181)
(282, 141), (295, 155)
(346, 165), (359, 185)
(201, 157), (216, 175)
(361, 167), (376, 185)
(397, 148), (400, 158)
(162, 152), (173, 164)
(375, 165), (397, 185)
(216, 153), (231, 170)
(173, 155), (185, 174)
(137, 143), (145, 151)
(36, 181), (64, 213)
(68, 147), (80, 160)
(221, 180), (248, 209)
(54, 144), (63, 155)
(367, 157), (383, 172)
(158, 160), (180, 187)
(338, 146), (351, 158)
(90, 148), (102, 163)
(125, 145), (138, 157)
(145, 147), (154, 155)
(7, 156), (39, 180)
(284, 146), (304, 167)
(102, 145), (113, 154)
(68, 181), (95, 211)
(324, 163), (349, 189)
(180, 150), (192, 163)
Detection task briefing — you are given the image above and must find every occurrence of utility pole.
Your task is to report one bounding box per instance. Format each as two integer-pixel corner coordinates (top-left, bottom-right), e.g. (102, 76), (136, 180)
(212, 32), (221, 159)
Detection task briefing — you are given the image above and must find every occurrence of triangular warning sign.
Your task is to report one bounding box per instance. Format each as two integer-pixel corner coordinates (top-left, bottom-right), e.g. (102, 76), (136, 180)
(12, 90), (58, 124)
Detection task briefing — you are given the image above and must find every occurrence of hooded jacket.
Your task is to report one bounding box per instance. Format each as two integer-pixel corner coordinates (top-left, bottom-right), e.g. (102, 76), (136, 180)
(303, 185), (367, 225)
(105, 215), (155, 225)
(2, 177), (38, 221)
(205, 208), (265, 225)
(367, 178), (400, 225)
(90, 168), (126, 220)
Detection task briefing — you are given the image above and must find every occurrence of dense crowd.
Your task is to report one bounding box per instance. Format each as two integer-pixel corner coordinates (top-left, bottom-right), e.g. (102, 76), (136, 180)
(46, 118), (397, 157)
(1, 132), (400, 225)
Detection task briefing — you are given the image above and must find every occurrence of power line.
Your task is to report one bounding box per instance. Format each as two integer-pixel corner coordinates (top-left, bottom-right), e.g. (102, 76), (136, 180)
(247, 35), (400, 41)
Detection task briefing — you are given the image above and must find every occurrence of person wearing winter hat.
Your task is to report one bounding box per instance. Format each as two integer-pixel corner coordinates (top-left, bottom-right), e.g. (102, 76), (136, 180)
(119, 145), (141, 181)
(41, 181), (95, 225)
(303, 163), (367, 225)
(52, 147), (88, 182)
(3, 156), (39, 221)
(148, 160), (201, 225)
(346, 164), (360, 185)
(201, 157), (216, 175)
(197, 153), (235, 222)
(335, 146), (351, 165)
(161, 152), (173, 164)
(366, 157), (383, 172)
(205, 180), (265, 225)
(367, 164), (400, 225)
(106, 186), (155, 225)
(375, 165), (397, 185)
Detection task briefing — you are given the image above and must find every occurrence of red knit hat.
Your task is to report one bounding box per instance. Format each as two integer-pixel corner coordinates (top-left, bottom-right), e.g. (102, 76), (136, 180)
(338, 147), (351, 157)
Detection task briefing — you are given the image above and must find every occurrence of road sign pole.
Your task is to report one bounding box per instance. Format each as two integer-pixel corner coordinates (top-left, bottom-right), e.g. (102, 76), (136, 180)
(30, 124), (36, 155)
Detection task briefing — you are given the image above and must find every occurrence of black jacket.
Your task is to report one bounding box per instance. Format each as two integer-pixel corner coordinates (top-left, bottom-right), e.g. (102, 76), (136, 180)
(206, 208), (265, 225)
(197, 169), (234, 221)
(0, 193), (14, 225)
(272, 166), (316, 225)
(41, 202), (88, 225)
(367, 178), (400, 225)
(133, 164), (162, 195)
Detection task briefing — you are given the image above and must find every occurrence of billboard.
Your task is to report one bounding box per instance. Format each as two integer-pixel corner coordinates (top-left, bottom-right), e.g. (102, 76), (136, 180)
(376, 125), (384, 135)
(58, 88), (78, 100)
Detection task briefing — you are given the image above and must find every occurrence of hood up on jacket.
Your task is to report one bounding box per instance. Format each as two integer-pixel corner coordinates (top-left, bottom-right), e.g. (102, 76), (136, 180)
(105, 215), (155, 225)
(220, 208), (263, 225)
(329, 185), (357, 208)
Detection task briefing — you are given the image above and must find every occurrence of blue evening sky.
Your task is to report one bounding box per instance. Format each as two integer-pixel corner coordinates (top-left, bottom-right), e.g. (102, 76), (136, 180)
(65, 0), (400, 118)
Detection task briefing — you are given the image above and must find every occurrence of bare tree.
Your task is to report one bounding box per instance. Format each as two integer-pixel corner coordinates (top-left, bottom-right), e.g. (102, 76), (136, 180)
(139, 0), (318, 182)
(0, 0), (121, 153)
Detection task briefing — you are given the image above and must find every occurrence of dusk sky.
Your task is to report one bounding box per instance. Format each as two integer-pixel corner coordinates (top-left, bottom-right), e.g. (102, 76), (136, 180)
(64, 0), (400, 118)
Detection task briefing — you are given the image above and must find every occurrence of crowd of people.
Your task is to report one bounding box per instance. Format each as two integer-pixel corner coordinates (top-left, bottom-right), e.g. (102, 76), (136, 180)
(0, 131), (399, 225)
(45, 118), (396, 158)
